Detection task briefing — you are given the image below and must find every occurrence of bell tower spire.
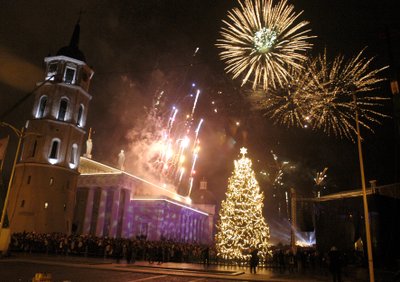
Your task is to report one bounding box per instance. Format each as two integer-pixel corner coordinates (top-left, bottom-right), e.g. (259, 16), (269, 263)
(69, 19), (81, 48)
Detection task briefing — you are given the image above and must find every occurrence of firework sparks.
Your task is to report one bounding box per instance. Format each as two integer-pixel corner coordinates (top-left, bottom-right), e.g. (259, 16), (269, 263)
(258, 49), (388, 141)
(307, 49), (389, 140)
(194, 118), (204, 143)
(253, 65), (313, 127)
(191, 89), (201, 119)
(217, 0), (314, 90)
(314, 167), (328, 186)
(168, 107), (179, 135)
(270, 150), (287, 187)
(127, 87), (205, 195)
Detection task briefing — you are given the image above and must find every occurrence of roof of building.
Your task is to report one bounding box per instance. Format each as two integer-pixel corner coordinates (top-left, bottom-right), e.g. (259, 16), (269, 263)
(78, 157), (193, 204)
(298, 183), (400, 202)
(56, 21), (86, 62)
(78, 157), (210, 216)
(191, 188), (217, 205)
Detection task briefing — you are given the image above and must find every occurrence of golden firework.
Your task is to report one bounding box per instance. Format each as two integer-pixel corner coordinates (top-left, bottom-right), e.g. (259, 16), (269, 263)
(217, 0), (314, 90)
(255, 65), (313, 127)
(308, 49), (388, 141)
(258, 49), (388, 141)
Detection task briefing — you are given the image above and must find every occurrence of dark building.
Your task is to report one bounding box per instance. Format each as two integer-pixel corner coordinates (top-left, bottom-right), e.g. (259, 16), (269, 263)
(314, 183), (400, 267)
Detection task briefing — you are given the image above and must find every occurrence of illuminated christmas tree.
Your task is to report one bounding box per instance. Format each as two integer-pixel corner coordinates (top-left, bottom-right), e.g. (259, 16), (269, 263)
(216, 147), (270, 261)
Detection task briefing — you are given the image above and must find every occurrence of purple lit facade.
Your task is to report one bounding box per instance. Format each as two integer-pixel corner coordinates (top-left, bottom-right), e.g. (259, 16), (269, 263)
(73, 157), (215, 244)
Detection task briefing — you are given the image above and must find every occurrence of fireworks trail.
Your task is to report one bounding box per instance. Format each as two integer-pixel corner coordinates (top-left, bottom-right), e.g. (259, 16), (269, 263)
(195, 118), (204, 142)
(271, 151), (288, 186)
(188, 145), (200, 196)
(191, 89), (201, 119)
(271, 150), (287, 217)
(127, 87), (205, 195)
(168, 107), (179, 135)
(217, 0), (314, 90)
(193, 47), (200, 57)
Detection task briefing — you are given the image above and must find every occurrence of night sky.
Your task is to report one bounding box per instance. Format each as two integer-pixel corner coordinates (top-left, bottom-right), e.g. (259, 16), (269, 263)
(1, 0), (399, 243)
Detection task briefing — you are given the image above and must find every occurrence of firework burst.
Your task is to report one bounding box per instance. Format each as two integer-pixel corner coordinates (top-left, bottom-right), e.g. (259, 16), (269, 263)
(307, 49), (389, 140)
(217, 0), (314, 90)
(252, 65), (313, 127)
(258, 49), (388, 141)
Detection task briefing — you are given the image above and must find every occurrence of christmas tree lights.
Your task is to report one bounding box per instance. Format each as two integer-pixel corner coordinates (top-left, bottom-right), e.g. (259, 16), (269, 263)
(215, 147), (270, 261)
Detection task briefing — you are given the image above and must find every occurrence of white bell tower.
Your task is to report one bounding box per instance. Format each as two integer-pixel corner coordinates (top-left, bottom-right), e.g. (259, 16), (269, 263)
(7, 21), (94, 234)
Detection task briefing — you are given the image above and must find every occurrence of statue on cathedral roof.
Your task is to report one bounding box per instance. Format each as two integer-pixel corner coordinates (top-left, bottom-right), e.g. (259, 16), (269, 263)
(84, 128), (93, 159)
(118, 149), (125, 171)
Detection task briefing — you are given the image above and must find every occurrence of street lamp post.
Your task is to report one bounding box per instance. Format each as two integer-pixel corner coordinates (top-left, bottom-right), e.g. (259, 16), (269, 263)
(290, 188), (297, 254)
(0, 122), (24, 254)
(353, 94), (375, 282)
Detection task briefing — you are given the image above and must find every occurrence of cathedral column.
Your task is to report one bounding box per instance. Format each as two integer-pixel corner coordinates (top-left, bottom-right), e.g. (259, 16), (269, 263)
(199, 218), (204, 244)
(121, 189), (131, 238)
(156, 204), (162, 241)
(198, 218), (202, 242)
(191, 217), (195, 242)
(174, 211), (180, 241)
(195, 218), (199, 242)
(82, 187), (95, 234)
(182, 215), (187, 242)
(109, 188), (121, 238)
(177, 213), (182, 241)
(192, 218), (197, 242)
(199, 218), (203, 242)
(208, 215), (213, 244)
(201, 218), (206, 244)
(186, 215), (191, 242)
(95, 189), (108, 236)
(181, 214), (187, 242)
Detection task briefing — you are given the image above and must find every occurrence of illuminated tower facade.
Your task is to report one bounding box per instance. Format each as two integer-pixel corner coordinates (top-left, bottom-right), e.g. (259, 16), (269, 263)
(7, 22), (93, 234)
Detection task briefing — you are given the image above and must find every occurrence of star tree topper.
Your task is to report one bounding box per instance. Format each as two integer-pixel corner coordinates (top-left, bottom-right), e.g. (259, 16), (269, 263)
(240, 147), (248, 157)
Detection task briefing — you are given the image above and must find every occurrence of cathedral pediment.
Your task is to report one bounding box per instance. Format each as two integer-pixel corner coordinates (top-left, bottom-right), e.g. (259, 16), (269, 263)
(79, 156), (121, 174)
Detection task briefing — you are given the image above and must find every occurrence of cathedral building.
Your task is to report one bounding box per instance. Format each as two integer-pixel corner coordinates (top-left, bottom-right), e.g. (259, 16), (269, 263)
(6, 22), (215, 244)
(75, 157), (215, 243)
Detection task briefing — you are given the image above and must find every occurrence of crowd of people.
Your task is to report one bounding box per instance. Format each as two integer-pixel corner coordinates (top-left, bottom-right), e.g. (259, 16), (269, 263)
(9, 232), (213, 264)
(9, 232), (348, 279)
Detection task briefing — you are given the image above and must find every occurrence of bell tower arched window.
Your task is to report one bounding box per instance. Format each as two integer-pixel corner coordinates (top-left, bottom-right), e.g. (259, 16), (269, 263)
(64, 64), (77, 84)
(77, 104), (84, 127)
(48, 138), (60, 164)
(57, 98), (68, 121)
(69, 144), (78, 169)
(36, 96), (47, 118)
(46, 62), (58, 81)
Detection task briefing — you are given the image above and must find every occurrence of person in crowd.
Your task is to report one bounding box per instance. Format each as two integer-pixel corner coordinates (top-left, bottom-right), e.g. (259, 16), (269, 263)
(250, 248), (260, 274)
(202, 246), (210, 266)
(278, 250), (285, 273)
(126, 241), (133, 264)
(114, 240), (123, 263)
(288, 251), (295, 273)
(328, 246), (342, 282)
